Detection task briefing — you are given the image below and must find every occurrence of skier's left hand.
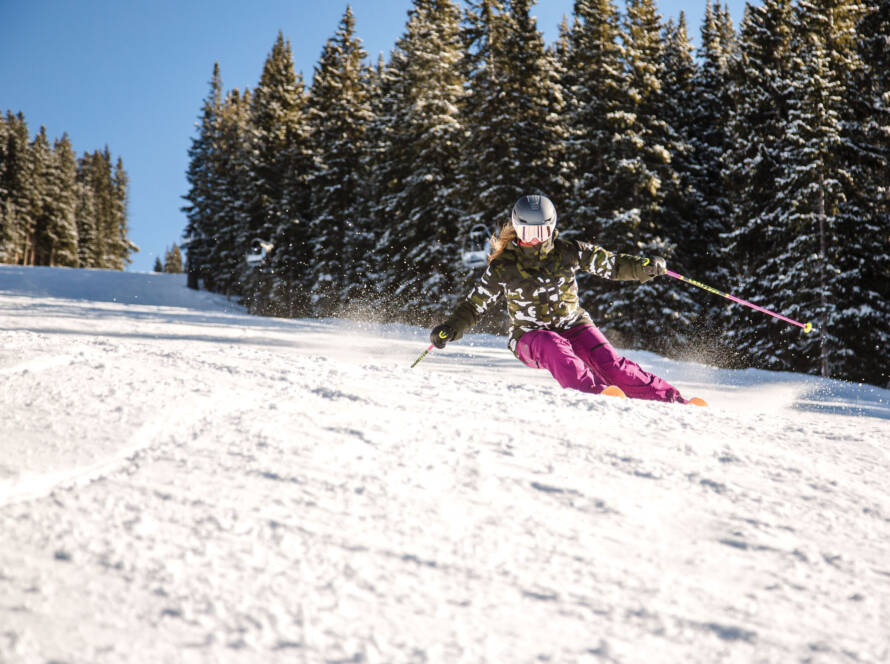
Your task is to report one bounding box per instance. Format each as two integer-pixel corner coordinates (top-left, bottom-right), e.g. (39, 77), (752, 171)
(430, 324), (456, 349)
(642, 256), (666, 278)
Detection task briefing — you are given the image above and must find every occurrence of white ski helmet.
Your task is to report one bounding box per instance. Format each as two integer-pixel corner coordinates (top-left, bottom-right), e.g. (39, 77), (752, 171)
(511, 194), (557, 245)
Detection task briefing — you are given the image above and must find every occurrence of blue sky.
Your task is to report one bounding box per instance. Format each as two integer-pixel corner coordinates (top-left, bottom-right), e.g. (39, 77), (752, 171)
(1, 1), (746, 273)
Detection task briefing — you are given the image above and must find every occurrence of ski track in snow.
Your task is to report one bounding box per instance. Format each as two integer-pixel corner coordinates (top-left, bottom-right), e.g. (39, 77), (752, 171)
(1, 266), (889, 663)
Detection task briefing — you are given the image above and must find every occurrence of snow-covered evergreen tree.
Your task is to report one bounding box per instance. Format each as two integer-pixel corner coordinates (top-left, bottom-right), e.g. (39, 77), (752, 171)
(767, 0), (866, 377)
(34, 134), (80, 267)
(306, 7), (374, 315)
(0, 112), (30, 264)
(459, 0), (567, 239)
(267, 68), (314, 317)
(74, 171), (98, 268)
(182, 63), (223, 290)
(687, 1), (735, 284)
(163, 243), (183, 273)
(78, 148), (118, 269)
(21, 127), (53, 266)
(560, 0), (627, 241)
(831, 0), (890, 385)
(647, 14), (711, 351)
(110, 157), (135, 268)
(242, 33), (309, 314)
(587, 0), (685, 351)
(76, 151), (110, 268)
(370, 0), (467, 321)
(721, 0), (796, 367)
(724, 0), (870, 380)
(207, 88), (254, 297)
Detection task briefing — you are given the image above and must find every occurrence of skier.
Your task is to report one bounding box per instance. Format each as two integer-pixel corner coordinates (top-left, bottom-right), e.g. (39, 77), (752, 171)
(429, 194), (706, 405)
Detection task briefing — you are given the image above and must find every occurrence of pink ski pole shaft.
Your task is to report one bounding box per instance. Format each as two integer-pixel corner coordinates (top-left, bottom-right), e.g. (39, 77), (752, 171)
(664, 269), (813, 333)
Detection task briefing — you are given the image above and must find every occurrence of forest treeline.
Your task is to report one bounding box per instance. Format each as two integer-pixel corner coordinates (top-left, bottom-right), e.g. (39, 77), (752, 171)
(182, 0), (890, 387)
(0, 112), (135, 270)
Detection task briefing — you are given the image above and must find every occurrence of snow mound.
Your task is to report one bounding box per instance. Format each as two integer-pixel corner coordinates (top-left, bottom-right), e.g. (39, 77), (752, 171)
(0, 264), (242, 311)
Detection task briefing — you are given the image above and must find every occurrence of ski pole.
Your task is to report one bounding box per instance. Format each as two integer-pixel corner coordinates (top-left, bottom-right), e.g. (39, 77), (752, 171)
(664, 269), (813, 333)
(411, 344), (435, 368)
(411, 329), (450, 368)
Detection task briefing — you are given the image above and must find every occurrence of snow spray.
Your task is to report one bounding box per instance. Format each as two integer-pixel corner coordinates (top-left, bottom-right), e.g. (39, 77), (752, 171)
(665, 269), (813, 333)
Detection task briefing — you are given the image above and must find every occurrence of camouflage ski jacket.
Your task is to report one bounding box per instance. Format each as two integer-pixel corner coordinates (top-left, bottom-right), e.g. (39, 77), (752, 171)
(443, 230), (654, 354)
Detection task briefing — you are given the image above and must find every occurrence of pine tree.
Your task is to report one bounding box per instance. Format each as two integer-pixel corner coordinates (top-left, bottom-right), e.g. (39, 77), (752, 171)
(265, 72), (315, 316)
(74, 171), (98, 268)
(0, 112), (30, 263)
(835, 0), (890, 387)
(689, 1), (735, 278)
(164, 243), (183, 273)
(560, 0), (627, 241)
(503, 0), (569, 201)
(839, 0), (890, 385)
(52, 136), (82, 268)
(721, 0), (796, 367)
(458, 0), (503, 224)
(33, 134), (80, 267)
(153, 256), (163, 272)
(208, 88), (254, 296)
(183, 63), (224, 289)
(21, 126), (53, 266)
(642, 14), (708, 351)
(306, 7), (374, 315)
(460, 0), (567, 239)
(371, 0), (467, 320)
(242, 33), (310, 314)
(763, 0), (866, 377)
(75, 153), (104, 267)
(586, 0), (684, 350)
(361, 52), (391, 302)
(110, 157), (134, 268)
(78, 149), (114, 268)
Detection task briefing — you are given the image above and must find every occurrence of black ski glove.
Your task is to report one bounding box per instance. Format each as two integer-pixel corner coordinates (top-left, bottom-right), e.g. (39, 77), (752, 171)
(641, 256), (666, 281)
(429, 324), (456, 349)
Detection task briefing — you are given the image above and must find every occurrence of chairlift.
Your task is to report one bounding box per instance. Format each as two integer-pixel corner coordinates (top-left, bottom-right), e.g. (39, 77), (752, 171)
(460, 224), (491, 269)
(245, 239), (274, 270)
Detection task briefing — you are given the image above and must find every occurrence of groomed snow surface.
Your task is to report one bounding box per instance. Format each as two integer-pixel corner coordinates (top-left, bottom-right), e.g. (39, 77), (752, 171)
(1, 264), (888, 664)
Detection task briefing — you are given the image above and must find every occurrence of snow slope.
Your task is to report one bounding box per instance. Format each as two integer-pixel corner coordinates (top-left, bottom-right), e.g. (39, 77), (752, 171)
(1, 264), (888, 663)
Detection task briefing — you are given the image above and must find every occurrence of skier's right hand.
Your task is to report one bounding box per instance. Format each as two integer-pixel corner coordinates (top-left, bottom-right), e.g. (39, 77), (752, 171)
(642, 256), (666, 278)
(430, 324), (455, 349)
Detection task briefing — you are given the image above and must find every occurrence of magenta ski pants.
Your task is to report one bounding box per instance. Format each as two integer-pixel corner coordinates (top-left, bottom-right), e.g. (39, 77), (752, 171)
(516, 324), (686, 403)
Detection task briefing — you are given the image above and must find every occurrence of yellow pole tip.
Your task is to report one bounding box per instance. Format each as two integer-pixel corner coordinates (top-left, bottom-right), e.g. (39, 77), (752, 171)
(803, 322), (813, 334)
